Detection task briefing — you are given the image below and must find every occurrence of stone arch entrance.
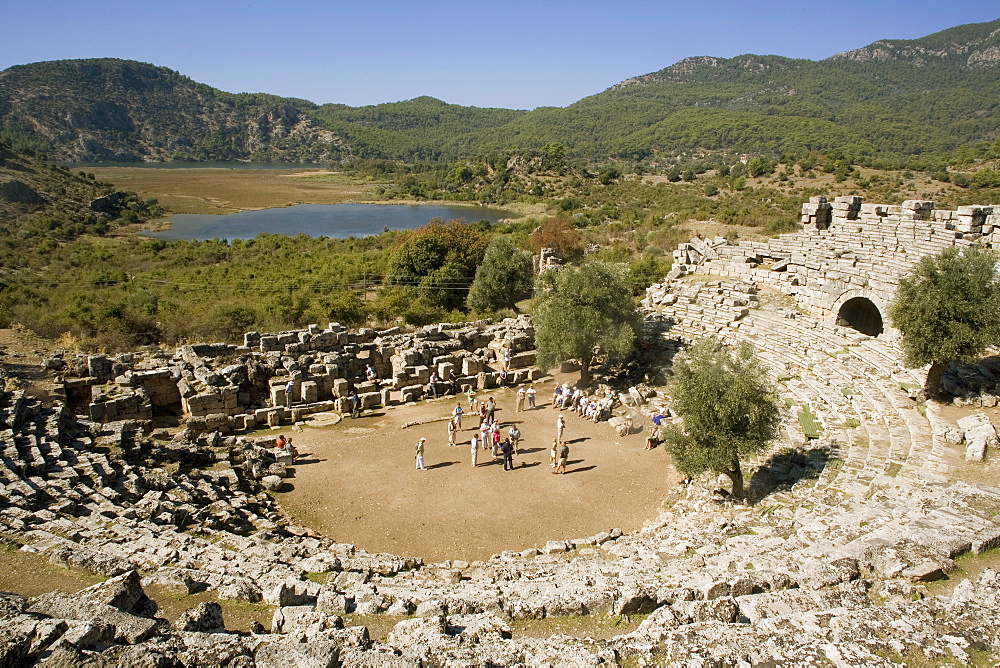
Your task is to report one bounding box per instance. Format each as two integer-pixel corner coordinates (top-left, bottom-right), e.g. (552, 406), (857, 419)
(836, 297), (884, 337)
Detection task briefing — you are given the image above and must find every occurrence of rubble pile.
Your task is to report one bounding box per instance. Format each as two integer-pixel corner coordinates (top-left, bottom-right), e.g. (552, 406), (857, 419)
(47, 317), (539, 436)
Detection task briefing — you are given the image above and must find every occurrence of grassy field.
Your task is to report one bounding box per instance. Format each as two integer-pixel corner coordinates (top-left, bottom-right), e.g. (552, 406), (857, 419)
(89, 167), (378, 217)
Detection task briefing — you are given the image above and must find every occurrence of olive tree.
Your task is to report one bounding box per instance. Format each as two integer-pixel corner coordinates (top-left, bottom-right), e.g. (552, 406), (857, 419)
(661, 338), (782, 500)
(531, 263), (640, 385)
(467, 236), (533, 314)
(888, 245), (1000, 401)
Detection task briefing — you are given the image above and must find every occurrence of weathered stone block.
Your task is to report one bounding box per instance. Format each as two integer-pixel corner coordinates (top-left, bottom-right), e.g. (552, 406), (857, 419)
(301, 381), (318, 403)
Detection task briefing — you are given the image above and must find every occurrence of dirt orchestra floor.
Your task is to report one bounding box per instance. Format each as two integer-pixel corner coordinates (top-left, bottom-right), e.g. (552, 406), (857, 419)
(272, 375), (679, 563)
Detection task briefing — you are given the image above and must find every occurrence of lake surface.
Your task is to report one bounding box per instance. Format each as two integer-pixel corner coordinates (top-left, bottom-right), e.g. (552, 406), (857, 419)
(142, 203), (514, 241)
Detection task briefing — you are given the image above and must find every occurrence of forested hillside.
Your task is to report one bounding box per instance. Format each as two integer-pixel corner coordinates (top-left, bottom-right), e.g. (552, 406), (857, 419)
(0, 59), (348, 163)
(0, 142), (158, 241)
(1, 19), (999, 167)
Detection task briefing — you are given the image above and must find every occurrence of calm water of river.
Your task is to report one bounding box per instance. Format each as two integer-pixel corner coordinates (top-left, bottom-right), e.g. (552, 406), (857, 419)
(141, 203), (513, 241)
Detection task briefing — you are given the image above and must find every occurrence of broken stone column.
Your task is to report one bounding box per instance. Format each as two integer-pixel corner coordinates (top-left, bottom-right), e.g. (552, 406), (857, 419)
(832, 195), (862, 222)
(301, 381), (318, 403)
(902, 199), (934, 222)
(801, 196), (832, 230)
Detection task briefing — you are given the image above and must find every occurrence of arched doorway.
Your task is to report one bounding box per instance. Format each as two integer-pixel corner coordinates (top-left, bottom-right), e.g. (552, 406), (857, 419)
(836, 297), (883, 337)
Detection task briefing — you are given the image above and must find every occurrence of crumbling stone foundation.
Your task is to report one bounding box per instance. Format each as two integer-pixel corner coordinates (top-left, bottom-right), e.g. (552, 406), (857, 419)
(55, 318), (538, 430)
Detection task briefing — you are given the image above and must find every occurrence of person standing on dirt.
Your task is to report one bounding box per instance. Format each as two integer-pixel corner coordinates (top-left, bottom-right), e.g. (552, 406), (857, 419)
(556, 414), (565, 443)
(452, 403), (463, 430)
(555, 441), (569, 474)
(508, 424), (521, 455)
(349, 389), (361, 419)
(470, 434), (479, 467)
(285, 379), (295, 407)
(526, 385), (537, 409)
(485, 396), (496, 424)
(491, 423), (502, 457)
(447, 417), (458, 446)
(502, 438), (514, 471)
(479, 421), (490, 453)
(415, 437), (427, 470)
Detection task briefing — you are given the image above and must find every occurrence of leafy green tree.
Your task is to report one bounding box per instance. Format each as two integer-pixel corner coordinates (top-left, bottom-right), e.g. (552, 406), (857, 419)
(446, 161), (473, 186)
(598, 166), (621, 185)
(661, 339), (782, 500)
(558, 197), (583, 211)
(542, 142), (566, 166)
(532, 263), (640, 385)
(746, 157), (765, 177)
(970, 167), (1000, 188)
(467, 236), (533, 314)
(888, 246), (1000, 400)
(384, 218), (488, 311)
(319, 291), (368, 327)
(212, 305), (258, 341)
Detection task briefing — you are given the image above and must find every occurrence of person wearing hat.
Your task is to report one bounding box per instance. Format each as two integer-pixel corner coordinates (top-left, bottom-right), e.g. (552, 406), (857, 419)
(415, 437), (427, 470)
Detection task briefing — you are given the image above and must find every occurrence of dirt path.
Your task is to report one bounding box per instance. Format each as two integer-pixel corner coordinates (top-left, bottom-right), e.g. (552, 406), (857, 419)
(274, 377), (677, 563)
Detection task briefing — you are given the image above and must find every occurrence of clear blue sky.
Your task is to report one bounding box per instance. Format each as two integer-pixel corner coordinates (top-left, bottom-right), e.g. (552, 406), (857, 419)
(2, 1), (998, 110)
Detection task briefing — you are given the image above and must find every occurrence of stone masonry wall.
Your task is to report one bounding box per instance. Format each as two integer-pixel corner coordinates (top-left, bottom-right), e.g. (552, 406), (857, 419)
(68, 317), (538, 431)
(667, 196), (998, 337)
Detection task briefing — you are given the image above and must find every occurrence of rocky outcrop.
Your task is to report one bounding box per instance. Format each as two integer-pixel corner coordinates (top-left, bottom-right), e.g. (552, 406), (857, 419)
(0, 179), (44, 204)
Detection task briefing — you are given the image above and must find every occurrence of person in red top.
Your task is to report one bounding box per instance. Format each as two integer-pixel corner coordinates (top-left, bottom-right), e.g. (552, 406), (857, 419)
(275, 434), (297, 460)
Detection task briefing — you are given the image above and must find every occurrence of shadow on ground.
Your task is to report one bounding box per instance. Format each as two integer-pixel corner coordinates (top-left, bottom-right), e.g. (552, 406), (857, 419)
(745, 447), (830, 504)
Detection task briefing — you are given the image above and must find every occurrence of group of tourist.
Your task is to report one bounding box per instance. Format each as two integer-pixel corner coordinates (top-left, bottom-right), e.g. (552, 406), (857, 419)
(274, 434), (298, 460)
(412, 389), (532, 472)
(513, 385), (538, 411)
(401, 363), (684, 474)
(550, 382), (616, 423)
(414, 380), (618, 473)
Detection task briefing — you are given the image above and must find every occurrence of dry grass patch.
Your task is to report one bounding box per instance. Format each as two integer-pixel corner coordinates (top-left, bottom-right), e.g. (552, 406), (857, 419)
(89, 167), (372, 218)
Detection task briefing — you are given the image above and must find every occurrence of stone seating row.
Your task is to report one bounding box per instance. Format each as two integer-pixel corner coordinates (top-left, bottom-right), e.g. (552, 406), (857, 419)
(738, 310), (942, 490)
(653, 298), (886, 493)
(649, 281), (948, 506)
(4, 362), (1000, 666)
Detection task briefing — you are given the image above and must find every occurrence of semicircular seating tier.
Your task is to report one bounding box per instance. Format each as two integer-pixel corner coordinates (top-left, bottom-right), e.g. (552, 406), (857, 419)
(1, 196), (999, 664)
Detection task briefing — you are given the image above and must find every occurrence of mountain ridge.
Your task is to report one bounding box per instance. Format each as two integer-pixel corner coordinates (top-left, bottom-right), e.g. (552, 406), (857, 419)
(2, 18), (999, 165)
